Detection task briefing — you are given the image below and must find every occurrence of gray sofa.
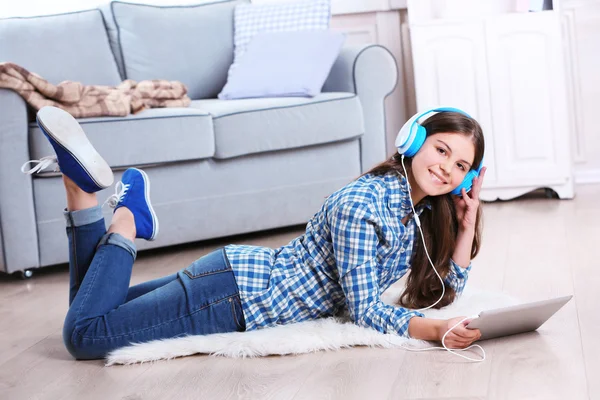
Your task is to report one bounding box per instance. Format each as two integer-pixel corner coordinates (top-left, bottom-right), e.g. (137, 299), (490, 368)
(0, 1), (398, 277)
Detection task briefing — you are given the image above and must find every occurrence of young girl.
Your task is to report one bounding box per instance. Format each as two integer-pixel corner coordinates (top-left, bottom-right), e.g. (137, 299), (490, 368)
(23, 106), (485, 360)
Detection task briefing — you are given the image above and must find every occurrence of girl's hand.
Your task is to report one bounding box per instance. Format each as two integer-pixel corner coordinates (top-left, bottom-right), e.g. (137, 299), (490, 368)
(453, 167), (486, 231)
(438, 316), (481, 349)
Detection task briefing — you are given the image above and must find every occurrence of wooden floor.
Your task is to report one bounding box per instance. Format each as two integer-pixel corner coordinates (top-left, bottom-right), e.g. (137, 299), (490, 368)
(1, 184), (598, 400)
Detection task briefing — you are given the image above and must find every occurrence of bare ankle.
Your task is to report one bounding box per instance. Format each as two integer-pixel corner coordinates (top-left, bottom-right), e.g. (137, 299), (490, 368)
(108, 207), (136, 242)
(64, 175), (98, 211)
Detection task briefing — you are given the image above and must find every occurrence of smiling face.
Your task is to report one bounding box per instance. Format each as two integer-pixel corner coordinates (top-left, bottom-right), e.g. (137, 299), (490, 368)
(409, 132), (476, 200)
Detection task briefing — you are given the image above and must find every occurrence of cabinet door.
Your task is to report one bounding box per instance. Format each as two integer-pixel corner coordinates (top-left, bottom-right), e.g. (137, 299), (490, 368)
(486, 12), (572, 184)
(562, 3), (600, 176)
(410, 22), (498, 185)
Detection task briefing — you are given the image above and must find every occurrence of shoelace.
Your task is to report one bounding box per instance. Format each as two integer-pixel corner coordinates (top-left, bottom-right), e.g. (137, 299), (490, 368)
(103, 181), (130, 208)
(21, 156), (59, 174)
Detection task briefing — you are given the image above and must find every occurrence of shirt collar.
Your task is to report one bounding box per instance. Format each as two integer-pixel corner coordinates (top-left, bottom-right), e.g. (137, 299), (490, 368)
(385, 172), (431, 220)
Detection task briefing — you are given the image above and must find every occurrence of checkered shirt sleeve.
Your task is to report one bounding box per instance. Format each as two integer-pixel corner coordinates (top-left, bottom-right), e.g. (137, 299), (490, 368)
(329, 200), (424, 338)
(445, 259), (472, 295)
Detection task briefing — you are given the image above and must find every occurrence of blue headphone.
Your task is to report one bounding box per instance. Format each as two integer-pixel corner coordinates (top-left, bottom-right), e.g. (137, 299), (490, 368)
(395, 107), (483, 196)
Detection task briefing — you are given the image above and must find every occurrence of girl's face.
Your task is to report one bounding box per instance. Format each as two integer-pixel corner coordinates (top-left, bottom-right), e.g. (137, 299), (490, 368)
(411, 132), (476, 197)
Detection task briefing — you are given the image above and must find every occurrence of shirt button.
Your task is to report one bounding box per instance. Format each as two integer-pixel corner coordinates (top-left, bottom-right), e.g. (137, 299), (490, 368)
(400, 247), (405, 253)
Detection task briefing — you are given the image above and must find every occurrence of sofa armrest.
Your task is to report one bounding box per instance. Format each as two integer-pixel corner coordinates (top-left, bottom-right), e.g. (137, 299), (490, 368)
(323, 44), (398, 172)
(0, 89), (39, 274)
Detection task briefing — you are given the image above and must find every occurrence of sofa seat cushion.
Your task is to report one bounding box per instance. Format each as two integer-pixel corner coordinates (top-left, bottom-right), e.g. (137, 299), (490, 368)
(190, 92), (363, 159)
(29, 108), (215, 169)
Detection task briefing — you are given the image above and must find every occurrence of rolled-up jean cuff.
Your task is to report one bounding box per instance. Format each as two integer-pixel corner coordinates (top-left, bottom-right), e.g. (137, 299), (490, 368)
(97, 232), (137, 260)
(63, 205), (104, 227)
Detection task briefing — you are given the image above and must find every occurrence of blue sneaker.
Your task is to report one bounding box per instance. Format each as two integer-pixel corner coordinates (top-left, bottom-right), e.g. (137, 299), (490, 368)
(21, 106), (113, 193)
(105, 168), (159, 241)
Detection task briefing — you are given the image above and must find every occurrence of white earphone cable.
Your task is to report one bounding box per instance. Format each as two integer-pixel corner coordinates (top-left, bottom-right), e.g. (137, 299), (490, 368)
(399, 316), (486, 362)
(398, 155), (484, 362)
(400, 155), (445, 313)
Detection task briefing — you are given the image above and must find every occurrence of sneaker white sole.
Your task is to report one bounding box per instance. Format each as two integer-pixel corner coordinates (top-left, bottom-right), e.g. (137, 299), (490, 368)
(136, 168), (159, 241)
(37, 106), (114, 189)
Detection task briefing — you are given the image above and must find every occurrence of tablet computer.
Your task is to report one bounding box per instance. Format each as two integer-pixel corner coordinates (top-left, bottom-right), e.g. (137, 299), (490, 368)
(466, 295), (573, 340)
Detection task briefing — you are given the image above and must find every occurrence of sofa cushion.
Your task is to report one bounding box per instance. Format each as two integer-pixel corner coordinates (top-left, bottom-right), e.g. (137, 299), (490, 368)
(108, 0), (247, 100)
(0, 10), (121, 86)
(218, 30), (345, 100)
(98, 3), (126, 80)
(230, 0), (331, 72)
(29, 108), (215, 168)
(190, 92), (363, 159)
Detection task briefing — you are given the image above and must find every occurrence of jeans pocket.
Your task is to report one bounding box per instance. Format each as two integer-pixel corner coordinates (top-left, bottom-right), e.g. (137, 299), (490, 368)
(229, 295), (246, 332)
(183, 249), (230, 279)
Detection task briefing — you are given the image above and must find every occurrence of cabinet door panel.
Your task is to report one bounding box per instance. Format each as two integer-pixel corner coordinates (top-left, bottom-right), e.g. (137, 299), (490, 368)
(486, 12), (571, 183)
(563, 3), (600, 171)
(410, 22), (497, 185)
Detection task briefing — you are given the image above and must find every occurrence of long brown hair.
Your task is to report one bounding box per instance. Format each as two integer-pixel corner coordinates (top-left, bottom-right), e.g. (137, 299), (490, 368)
(367, 111), (485, 309)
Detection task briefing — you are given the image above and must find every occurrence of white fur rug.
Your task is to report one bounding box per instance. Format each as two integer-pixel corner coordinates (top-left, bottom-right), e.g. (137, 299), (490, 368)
(106, 285), (518, 366)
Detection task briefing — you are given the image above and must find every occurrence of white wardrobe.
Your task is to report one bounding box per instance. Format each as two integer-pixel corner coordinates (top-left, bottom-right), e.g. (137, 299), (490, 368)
(407, 0), (575, 201)
(560, 0), (600, 184)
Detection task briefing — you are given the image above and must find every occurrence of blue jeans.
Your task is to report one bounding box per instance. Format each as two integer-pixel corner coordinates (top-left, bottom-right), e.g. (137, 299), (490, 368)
(62, 206), (246, 360)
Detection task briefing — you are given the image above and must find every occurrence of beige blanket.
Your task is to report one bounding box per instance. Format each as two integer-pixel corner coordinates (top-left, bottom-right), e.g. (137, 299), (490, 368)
(0, 62), (191, 118)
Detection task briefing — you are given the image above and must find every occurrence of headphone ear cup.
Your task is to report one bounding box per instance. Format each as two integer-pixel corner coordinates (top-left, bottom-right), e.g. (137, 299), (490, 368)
(451, 170), (478, 195)
(405, 125), (427, 157)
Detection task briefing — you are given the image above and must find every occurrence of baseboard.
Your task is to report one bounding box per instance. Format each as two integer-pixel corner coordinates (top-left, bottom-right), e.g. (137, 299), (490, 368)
(574, 168), (600, 184)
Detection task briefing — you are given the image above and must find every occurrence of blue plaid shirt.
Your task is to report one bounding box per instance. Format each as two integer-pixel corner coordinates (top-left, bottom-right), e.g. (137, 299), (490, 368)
(224, 172), (471, 338)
